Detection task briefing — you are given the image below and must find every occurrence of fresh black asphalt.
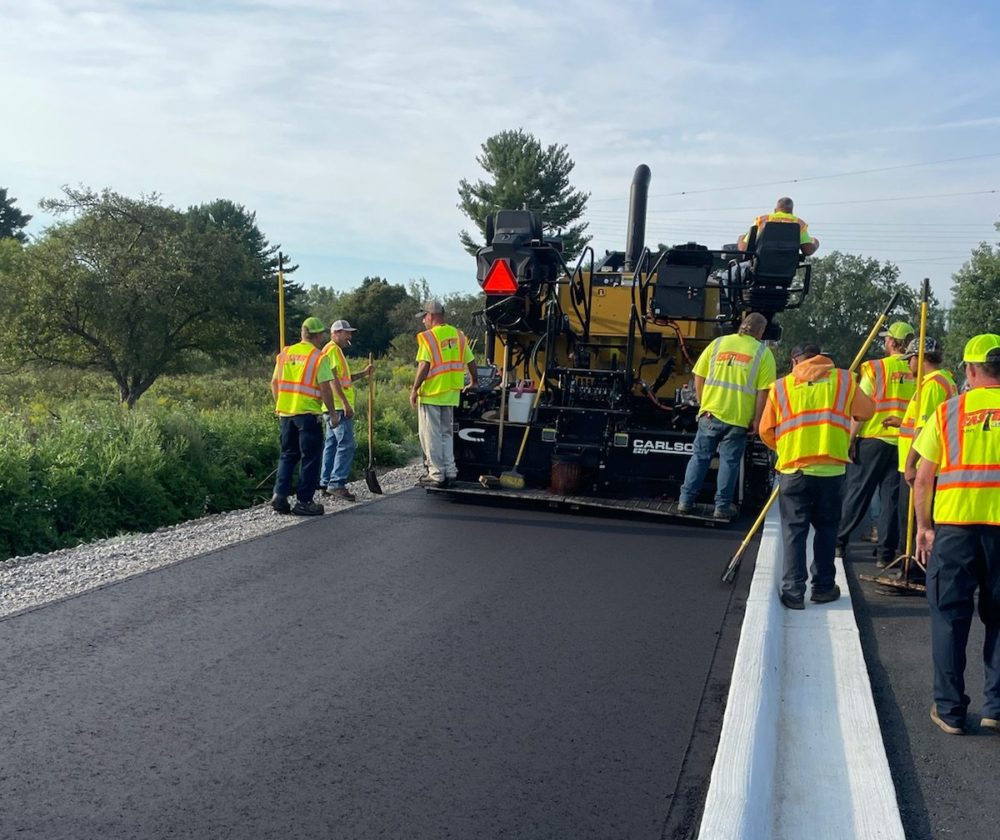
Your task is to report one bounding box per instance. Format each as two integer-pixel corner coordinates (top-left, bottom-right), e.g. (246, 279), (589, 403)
(1, 490), (753, 840)
(846, 543), (1000, 840)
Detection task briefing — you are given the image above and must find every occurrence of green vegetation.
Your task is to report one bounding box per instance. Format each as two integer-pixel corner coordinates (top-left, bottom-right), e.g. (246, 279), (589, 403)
(946, 221), (1000, 361)
(0, 361), (421, 561)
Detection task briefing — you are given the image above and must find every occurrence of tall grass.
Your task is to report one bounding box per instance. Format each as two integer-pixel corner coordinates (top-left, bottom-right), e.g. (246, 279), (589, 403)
(0, 358), (421, 561)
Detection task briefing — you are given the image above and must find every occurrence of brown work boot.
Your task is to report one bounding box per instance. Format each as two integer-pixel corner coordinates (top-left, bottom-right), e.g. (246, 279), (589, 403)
(326, 486), (356, 502)
(930, 704), (964, 735)
(981, 717), (1000, 733)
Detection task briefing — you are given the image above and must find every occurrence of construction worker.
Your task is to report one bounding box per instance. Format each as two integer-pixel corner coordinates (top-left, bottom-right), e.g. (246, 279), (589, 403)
(270, 316), (338, 516)
(737, 197), (819, 256)
(881, 336), (956, 583)
(677, 312), (776, 519)
(410, 299), (477, 488)
(913, 333), (1000, 735)
(835, 321), (916, 566)
(319, 319), (373, 502)
(760, 343), (875, 609)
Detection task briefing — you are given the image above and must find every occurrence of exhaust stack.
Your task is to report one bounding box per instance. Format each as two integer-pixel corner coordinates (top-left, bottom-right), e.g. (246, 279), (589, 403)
(624, 164), (651, 271)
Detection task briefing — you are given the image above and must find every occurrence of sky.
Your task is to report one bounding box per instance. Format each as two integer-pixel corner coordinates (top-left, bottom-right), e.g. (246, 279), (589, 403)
(3, 0), (999, 305)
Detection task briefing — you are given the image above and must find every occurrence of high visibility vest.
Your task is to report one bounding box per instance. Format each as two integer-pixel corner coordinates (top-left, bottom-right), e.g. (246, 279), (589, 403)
(858, 356), (915, 441)
(417, 325), (468, 399)
(699, 334), (769, 426)
(322, 341), (355, 410)
(752, 211), (810, 244)
(770, 368), (854, 472)
(931, 389), (1000, 526)
(274, 341), (324, 416)
(897, 369), (957, 471)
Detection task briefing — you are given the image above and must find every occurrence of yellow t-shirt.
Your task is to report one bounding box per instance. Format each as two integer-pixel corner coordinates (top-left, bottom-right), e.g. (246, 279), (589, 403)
(692, 334), (776, 428)
(897, 369), (957, 471)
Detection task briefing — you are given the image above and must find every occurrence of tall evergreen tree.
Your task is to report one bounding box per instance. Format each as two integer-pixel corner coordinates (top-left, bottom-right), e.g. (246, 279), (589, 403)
(0, 187), (32, 243)
(457, 129), (590, 260)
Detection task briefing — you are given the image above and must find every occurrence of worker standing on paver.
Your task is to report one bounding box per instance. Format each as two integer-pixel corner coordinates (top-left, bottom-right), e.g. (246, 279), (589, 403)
(678, 312), (776, 519)
(410, 299), (477, 488)
(913, 333), (1000, 735)
(836, 321), (916, 565)
(759, 342), (875, 609)
(320, 319), (373, 502)
(882, 336), (956, 583)
(270, 317), (338, 516)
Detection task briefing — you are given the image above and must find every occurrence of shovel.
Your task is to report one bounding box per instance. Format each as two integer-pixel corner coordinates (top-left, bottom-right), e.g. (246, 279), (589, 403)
(364, 353), (383, 494)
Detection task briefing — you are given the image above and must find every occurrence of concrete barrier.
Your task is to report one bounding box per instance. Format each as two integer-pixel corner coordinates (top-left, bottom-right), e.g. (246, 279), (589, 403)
(698, 506), (905, 839)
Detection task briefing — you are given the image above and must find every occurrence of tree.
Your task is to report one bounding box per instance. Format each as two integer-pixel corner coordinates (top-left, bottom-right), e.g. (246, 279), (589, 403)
(457, 129), (590, 260)
(334, 276), (414, 357)
(0, 187), (32, 243)
(774, 252), (945, 369)
(0, 187), (283, 406)
(186, 199), (306, 349)
(945, 222), (1000, 362)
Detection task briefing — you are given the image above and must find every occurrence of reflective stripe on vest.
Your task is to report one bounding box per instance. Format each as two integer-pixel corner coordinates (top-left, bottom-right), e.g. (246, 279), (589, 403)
(419, 328), (468, 380)
(754, 212), (806, 233)
(275, 343), (323, 415)
(771, 369), (853, 470)
(933, 392), (1000, 524)
(859, 356), (915, 439)
(705, 337), (766, 397)
(417, 325), (468, 398)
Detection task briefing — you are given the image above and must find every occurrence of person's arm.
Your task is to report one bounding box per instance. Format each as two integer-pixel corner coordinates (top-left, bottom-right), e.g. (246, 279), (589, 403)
(758, 390), (778, 451)
(904, 447), (921, 487)
(319, 380), (338, 422)
(410, 361), (431, 407)
(749, 389), (768, 434)
(693, 374), (705, 404)
(464, 360), (478, 390)
(800, 239), (819, 257)
(331, 378), (352, 418)
(350, 363), (374, 382)
(913, 456), (937, 565)
(271, 377), (279, 401)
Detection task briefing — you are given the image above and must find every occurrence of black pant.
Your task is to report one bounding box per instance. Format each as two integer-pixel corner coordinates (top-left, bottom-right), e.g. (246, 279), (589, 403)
(273, 414), (324, 504)
(927, 525), (1000, 726)
(779, 471), (845, 600)
(837, 438), (900, 563)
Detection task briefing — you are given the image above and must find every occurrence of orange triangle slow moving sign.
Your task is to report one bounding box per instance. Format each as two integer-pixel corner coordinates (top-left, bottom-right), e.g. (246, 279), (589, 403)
(483, 259), (518, 293)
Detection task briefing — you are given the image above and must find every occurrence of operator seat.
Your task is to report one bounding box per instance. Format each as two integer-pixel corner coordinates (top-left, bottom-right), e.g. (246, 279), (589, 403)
(741, 221), (802, 314)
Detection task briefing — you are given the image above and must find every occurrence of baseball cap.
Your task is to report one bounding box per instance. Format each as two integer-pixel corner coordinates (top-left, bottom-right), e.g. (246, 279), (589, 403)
(901, 336), (942, 360)
(962, 333), (1000, 364)
(417, 298), (445, 317)
(330, 319), (357, 332)
(790, 343), (822, 360)
(302, 316), (327, 334)
(878, 321), (915, 340)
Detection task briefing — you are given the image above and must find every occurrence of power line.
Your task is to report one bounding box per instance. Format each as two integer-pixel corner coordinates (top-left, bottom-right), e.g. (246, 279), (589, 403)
(588, 153), (1000, 202)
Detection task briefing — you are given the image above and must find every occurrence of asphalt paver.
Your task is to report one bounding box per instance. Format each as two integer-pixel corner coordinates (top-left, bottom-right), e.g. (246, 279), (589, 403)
(1, 490), (752, 839)
(846, 544), (1000, 840)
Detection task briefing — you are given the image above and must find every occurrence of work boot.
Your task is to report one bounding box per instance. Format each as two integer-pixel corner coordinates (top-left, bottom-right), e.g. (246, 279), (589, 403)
(676, 501), (693, 515)
(779, 591), (805, 610)
(714, 504), (739, 520)
(980, 717), (1000, 733)
(291, 500), (325, 516)
(417, 475), (447, 488)
(930, 704), (964, 735)
(810, 584), (841, 604)
(327, 486), (356, 502)
(271, 494), (291, 515)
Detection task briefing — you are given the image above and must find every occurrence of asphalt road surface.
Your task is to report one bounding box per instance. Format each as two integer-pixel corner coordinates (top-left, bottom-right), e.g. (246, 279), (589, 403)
(1, 490), (753, 840)
(846, 543), (1000, 840)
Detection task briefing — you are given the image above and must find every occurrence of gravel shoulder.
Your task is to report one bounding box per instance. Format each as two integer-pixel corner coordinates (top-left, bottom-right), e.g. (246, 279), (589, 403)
(0, 462), (426, 619)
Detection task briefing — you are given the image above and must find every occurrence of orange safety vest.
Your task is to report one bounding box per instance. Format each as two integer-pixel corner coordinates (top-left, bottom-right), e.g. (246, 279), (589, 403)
(858, 356), (915, 440)
(932, 389), (1000, 525)
(770, 368), (854, 472)
(417, 325), (468, 398)
(322, 340), (355, 410)
(274, 341), (324, 416)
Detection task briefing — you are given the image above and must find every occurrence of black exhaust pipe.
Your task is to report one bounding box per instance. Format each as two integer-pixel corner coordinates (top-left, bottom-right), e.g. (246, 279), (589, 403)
(624, 164), (651, 271)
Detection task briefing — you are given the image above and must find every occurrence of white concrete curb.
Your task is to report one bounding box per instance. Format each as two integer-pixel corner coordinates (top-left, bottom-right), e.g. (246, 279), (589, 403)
(698, 506), (905, 839)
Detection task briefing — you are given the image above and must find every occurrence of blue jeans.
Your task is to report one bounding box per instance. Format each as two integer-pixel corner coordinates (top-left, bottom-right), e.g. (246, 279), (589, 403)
(321, 411), (355, 488)
(679, 414), (748, 508)
(273, 414), (324, 504)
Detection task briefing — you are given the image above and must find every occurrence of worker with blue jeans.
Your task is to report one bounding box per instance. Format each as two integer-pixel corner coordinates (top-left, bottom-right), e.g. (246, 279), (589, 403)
(678, 312), (776, 519)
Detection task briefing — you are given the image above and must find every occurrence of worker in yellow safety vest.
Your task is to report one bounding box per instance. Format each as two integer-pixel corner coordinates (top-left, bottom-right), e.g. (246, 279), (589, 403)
(878, 336), (956, 584)
(678, 311), (776, 520)
(270, 316), (338, 516)
(759, 342), (875, 609)
(737, 196), (819, 256)
(319, 319), (374, 502)
(913, 333), (1000, 735)
(835, 320), (916, 566)
(410, 298), (478, 488)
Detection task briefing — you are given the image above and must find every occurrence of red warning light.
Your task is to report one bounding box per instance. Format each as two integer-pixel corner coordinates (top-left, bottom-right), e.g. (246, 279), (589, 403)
(482, 259), (518, 294)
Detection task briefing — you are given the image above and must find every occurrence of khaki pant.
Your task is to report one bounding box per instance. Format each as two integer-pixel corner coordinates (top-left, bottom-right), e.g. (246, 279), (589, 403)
(418, 403), (456, 481)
